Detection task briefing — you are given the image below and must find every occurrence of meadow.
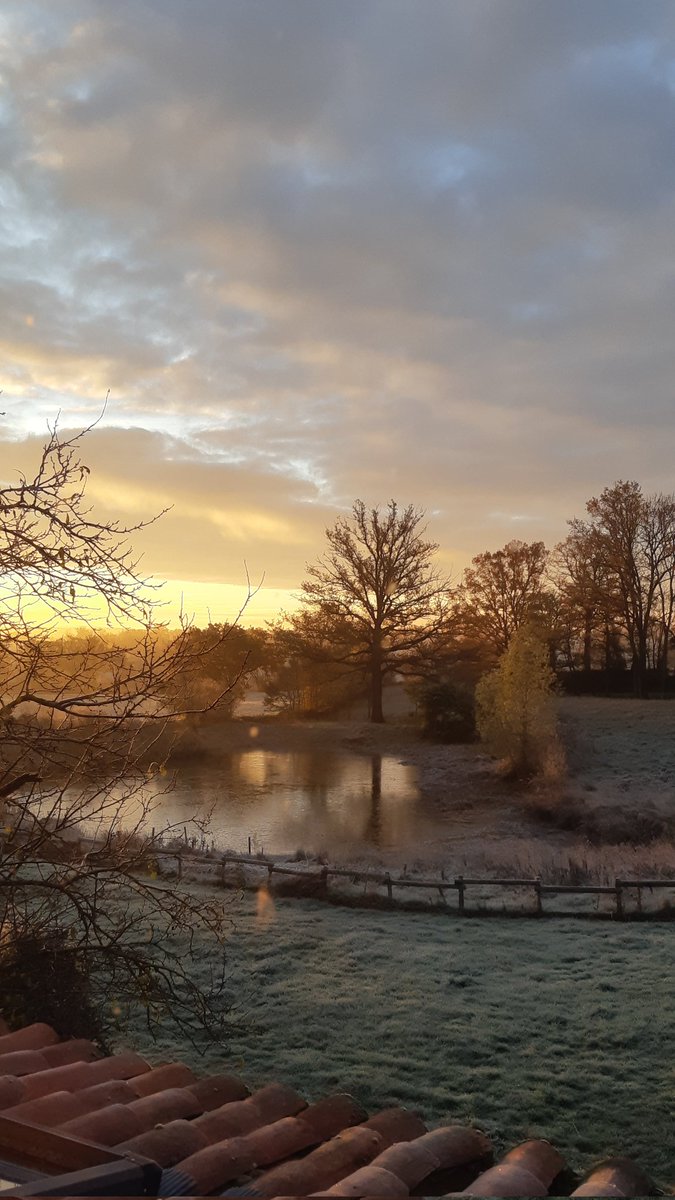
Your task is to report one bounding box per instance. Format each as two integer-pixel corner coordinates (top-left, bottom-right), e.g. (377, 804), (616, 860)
(125, 886), (675, 1191)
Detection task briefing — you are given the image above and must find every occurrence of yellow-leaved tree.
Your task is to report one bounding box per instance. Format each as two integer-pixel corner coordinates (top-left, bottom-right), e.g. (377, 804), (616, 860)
(475, 622), (560, 779)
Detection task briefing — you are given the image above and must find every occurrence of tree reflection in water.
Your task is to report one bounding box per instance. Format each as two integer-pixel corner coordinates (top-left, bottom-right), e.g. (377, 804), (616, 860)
(363, 754), (383, 847)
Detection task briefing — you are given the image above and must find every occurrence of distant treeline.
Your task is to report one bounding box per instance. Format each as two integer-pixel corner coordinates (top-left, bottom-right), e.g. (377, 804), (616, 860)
(559, 669), (675, 697)
(50, 479), (675, 718)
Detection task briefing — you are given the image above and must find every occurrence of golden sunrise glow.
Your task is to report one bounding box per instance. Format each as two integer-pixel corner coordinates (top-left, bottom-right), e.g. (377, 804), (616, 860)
(157, 581), (300, 627)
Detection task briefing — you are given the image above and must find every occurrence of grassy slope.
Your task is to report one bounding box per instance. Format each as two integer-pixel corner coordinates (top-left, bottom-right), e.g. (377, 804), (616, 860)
(125, 887), (675, 1190)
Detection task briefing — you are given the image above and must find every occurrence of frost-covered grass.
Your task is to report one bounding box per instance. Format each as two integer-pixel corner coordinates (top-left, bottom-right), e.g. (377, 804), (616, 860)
(122, 886), (675, 1190)
(558, 695), (675, 809)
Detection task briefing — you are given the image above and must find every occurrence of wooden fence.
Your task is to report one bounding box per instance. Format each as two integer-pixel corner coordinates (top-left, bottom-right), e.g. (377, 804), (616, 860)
(158, 850), (675, 919)
(4, 823), (674, 919)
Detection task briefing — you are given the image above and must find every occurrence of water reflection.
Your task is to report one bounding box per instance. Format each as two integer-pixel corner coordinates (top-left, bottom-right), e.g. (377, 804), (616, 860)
(363, 755), (382, 845)
(124, 748), (428, 855)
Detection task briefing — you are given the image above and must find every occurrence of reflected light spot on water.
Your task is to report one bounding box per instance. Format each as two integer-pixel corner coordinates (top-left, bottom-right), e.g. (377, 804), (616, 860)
(249, 725), (259, 738)
(256, 884), (276, 930)
(238, 750), (268, 786)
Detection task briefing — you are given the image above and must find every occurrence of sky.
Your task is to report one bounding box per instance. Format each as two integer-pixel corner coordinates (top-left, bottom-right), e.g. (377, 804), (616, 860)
(2, 0), (675, 625)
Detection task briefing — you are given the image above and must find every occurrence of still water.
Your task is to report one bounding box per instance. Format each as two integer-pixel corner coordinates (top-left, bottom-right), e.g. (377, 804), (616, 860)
(136, 749), (433, 856)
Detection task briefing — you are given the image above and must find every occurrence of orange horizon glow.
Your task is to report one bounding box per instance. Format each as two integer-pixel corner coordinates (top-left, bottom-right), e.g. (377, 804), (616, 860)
(153, 579), (301, 628)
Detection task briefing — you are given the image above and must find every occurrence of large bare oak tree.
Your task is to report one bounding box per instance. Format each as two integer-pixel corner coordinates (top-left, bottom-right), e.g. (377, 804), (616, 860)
(291, 500), (450, 722)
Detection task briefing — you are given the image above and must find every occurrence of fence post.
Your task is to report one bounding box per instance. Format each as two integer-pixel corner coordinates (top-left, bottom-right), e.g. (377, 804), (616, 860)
(615, 878), (624, 920)
(384, 872), (393, 903)
(267, 863), (274, 887)
(320, 865), (328, 896)
(457, 875), (465, 915)
(534, 878), (543, 916)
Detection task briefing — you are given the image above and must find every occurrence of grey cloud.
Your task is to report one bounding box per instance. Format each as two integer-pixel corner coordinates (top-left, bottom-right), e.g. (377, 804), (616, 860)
(2, 0), (675, 590)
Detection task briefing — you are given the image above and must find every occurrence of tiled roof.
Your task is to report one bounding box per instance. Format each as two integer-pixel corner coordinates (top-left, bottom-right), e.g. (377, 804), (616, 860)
(0, 1017), (658, 1197)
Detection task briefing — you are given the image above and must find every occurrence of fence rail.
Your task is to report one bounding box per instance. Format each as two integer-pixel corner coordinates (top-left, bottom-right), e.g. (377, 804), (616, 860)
(5, 826), (675, 919)
(156, 849), (675, 919)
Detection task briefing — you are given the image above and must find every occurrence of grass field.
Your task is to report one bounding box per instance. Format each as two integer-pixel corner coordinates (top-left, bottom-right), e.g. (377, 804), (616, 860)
(124, 886), (675, 1191)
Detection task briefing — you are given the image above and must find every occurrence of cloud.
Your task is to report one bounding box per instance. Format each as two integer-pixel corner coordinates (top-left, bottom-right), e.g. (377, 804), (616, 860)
(2, 0), (675, 599)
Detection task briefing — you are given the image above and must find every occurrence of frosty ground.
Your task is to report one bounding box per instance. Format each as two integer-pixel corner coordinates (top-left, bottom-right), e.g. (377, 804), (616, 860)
(125, 886), (675, 1191)
(119, 700), (675, 1190)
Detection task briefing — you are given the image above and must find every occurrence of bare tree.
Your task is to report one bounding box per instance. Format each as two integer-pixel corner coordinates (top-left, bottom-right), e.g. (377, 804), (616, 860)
(454, 540), (551, 663)
(290, 500), (451, 723)
(0, 420), (250, 1046)
(584, 481), (675, 696)
(552, 519), (619, 672)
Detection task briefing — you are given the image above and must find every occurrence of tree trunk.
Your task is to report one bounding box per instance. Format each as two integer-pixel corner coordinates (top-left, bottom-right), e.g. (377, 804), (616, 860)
(583, 608), (593, 672)
(370, 641), (384, 723)
(632, 636), (648, 698)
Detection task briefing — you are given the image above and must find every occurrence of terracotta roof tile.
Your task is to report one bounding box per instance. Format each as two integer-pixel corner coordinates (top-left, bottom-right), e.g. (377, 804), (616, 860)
(230, 1111), (419, 1196)
(320, 1161), (410, 1196)
(119, 1093), (362, 1178)
(119, 1117), (210, 1168)
(251, 1123), (387, 1196)
(0, 1022), (58, 1054)
(361, 1137), (442, 1188)
(60, 1101), (144, 1146)
(2, 1079), (137, 1127)
(451, 1161), (549, 1196)
(332, 1124), (491, 1194)
(450, 1139), (565, 1197)
(126, 1085), (203, 1126)
(173, 1135), (257, 1194)
(0, 1075), (25, 1109)
(194, 1084), (306, 1144)
(39, 1038), (103, 1067)
(187, 1071), (250, 1110)
(59, 1085), (203, 1148)
(128, 1062), (197, 1097)
(244, 1095), (366, 1168)
(570, 1156), (655, 1197)
(19, 1049), (150, 1100)
(415, 1125), (493, 1169)
(501, 1138), (566, 1186)
(0, 1048), (49, 1076)
(239, 1113), (320, 1167)
(362, 1107), (427, 1145)
(296, 1095), (367, 1143)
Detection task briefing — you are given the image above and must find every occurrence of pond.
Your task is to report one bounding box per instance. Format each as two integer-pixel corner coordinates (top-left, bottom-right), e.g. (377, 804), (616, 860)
(130, 749), (435, 856)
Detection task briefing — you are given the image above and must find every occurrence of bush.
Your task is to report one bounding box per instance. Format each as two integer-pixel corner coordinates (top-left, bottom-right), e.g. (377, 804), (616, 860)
(419, 681), (476, 743)
(525, 793), (675, 846)
(0, 929), (106, 1045)
(475, 623), (561, 778)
